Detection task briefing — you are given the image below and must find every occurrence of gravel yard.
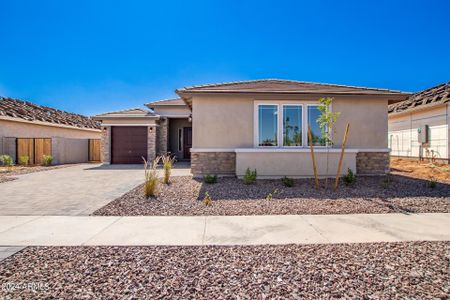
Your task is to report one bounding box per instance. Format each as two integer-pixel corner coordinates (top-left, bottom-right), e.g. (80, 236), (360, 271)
(0, 242), (448, 298)
(0, 164), (78, 184)
(94, 175), (450, 216)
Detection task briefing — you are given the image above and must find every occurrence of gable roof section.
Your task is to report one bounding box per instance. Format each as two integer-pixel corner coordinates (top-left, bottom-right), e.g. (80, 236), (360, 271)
(93, 107), (158, 119)
(176, 79), (408, 95)
(0, 97), (100, 130)
(145, 98), (186, 107)
(388, 82), (450, 115)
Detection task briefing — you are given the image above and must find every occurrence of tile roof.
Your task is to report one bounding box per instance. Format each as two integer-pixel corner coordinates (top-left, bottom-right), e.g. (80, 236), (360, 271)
(145, 98), (185, 106)
(388, 82), (450, 114)
(176, 79), (408, 95)
(94, 108), (156, 116)
(0, 97), (100, 129)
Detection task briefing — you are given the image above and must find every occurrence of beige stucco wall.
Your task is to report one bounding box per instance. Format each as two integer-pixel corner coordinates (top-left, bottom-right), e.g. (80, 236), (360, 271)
(191, 94), (389, 149)
(235, 150), (356, 178)
(0, 119), (101, 139)
(152, 106), (190, 117)
(98, 118), (157, 126)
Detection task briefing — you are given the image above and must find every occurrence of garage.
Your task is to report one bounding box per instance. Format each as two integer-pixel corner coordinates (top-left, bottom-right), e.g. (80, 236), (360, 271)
(111, 126), (147, 164)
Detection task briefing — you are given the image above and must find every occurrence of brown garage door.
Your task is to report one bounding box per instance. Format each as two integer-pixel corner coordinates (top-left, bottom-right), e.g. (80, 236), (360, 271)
(111, 126), (147, 164)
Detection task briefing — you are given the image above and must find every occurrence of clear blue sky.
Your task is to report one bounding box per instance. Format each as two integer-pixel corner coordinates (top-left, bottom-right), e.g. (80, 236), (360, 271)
(1, 0), (449, 116)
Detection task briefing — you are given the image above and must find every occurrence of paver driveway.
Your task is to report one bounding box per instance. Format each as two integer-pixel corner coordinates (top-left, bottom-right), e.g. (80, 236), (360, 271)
(0, 163), (190, 215)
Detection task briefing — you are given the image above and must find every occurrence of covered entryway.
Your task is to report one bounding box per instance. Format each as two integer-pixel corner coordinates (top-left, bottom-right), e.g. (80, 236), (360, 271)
(111, 126), (147, 164)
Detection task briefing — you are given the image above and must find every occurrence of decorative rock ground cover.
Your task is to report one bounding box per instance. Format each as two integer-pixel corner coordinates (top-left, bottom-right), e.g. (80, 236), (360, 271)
(0, 242), (448, 298)
(94, 175), (450, 216)
(0, 164), (76, 184)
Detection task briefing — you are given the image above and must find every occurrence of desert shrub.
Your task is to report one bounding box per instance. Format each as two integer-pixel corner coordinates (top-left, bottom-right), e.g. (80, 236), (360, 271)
(266, 188), (278, 200)
(161, 154), (176, 184)
(428, 178), (437, 189)
(203, 192), (212, 206)
(204, 174), (217, 184)
(143, 156), (161, 198)
(342, 168), (356, 186)
(243, 168), (257, 185)
(0, 155), (14, 167)
(281, 176), (294, 187)
(19, 155), (29, 166)
(42, 155), (53, 166)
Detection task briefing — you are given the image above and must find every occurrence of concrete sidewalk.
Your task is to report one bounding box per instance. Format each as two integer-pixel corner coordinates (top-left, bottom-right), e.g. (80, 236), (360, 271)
(0, 213), (448, 246)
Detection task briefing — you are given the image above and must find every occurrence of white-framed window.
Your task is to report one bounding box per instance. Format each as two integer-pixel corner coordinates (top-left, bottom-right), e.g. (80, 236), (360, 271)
(255, 101), (329, 148)
(307, 105), (326, 146)
(257, 104), (278, 146)
(283, 104), (303, 146)
(178, 128), (183, 152)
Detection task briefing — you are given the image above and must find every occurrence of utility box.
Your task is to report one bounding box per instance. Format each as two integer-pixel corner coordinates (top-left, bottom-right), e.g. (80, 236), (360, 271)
(418, 125), (429, 144)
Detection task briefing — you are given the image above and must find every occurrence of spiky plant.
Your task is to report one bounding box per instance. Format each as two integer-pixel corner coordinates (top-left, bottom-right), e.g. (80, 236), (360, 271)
(161, 154), (176, 184)
(143, 156), (161, 198)
(203, 192), (212, 206)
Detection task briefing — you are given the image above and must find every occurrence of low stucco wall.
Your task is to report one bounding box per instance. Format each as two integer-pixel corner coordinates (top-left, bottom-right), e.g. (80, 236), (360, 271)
(235, 150), (357, 178)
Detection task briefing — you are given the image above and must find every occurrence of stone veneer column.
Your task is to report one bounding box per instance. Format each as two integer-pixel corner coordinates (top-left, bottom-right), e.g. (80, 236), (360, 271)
(356, 152), (390, 175)
(101, 126), (111, 164)
(156, 118), (169, 155)
(147, 126), (157, 161)
(191, 152), (236, 176)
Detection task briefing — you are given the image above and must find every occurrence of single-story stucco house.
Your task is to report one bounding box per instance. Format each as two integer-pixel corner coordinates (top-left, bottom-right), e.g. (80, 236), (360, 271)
(388, 82), (449, 163)
(0, 97), (102, 164)
(93, 79), (410, 177)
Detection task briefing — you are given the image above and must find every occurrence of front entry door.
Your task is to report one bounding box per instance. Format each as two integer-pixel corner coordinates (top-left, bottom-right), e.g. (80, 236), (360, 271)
(183, 127), (192, 159)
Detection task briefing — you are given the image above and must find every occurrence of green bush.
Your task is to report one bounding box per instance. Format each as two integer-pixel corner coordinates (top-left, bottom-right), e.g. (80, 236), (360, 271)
(243, 168), (257, 185)
(0, 155), (13, 167)
(428, 178), (437, 189)
(342, 168), (356, 186)
(204, 174), (217, 184)
(281, 176), (294, 187)
(42, 155), (53, 166)
(19, 155), (29, 166)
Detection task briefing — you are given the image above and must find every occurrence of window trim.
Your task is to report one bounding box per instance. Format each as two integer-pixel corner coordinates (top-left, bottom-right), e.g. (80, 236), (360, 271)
(254, 101), (332, 148)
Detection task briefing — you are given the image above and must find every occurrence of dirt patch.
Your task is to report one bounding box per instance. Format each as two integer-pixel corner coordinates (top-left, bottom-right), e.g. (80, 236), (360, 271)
(0, 242), (448, 298)
(93, 175), (450, 216)
(391, 158), (450, 183)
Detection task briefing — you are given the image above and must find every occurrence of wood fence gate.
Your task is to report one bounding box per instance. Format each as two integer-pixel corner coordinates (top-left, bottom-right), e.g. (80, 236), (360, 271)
(88, 139), (101, 162)
(17, 138), (52, 165)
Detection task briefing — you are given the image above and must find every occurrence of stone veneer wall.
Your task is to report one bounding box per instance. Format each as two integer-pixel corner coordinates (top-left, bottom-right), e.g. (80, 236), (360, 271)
(101, 126), (111, 163)
(147, 126), (157, 161)
(156, 118), (168, 156)
(191, 152), (236, 176)
(356, 152), (389, 175)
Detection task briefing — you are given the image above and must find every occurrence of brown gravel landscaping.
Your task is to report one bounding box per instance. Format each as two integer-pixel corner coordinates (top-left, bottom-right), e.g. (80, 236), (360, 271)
(0, 242), (448, 298)
(0, 164), (76, 184)
(94, 175), (450, 216)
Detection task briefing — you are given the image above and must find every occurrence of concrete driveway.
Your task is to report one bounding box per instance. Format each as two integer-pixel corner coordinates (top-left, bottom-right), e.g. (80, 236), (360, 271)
(0, 163), (190, 216)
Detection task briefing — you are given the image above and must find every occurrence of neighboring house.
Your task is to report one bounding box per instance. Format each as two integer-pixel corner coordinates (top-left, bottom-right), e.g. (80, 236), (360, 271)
(0, 97), (101, 164)
(94, 79), (409, 177)
(388, 82), (450, 163)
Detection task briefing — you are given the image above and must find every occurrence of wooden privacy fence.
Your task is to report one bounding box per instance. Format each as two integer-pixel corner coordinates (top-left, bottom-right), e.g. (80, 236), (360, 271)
(17, 138), (52, 165)
(88, 139), (101, 162)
